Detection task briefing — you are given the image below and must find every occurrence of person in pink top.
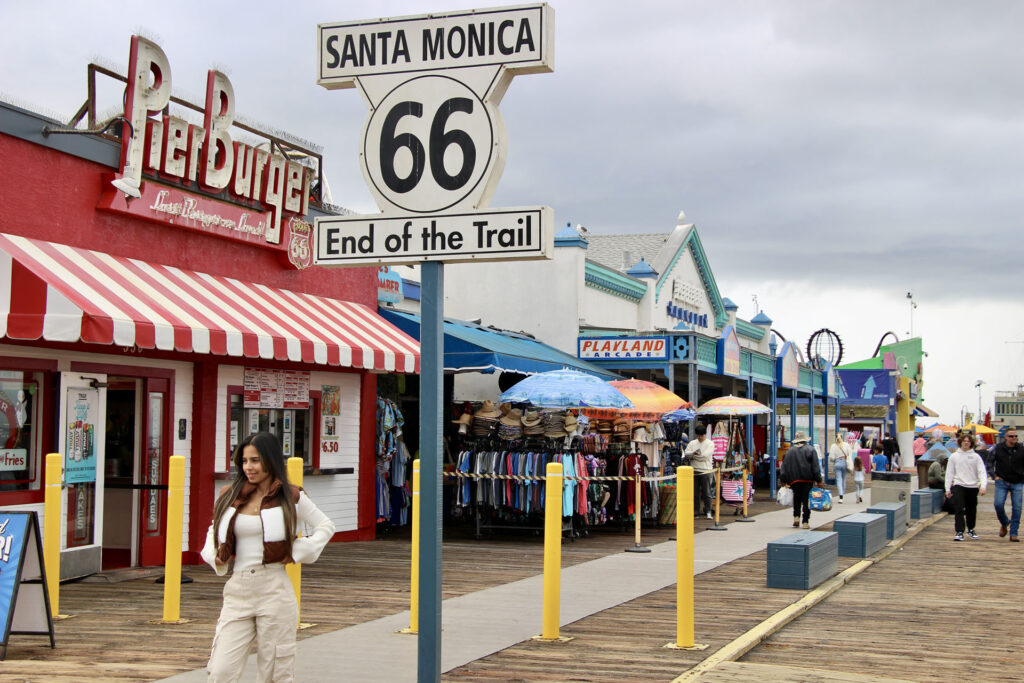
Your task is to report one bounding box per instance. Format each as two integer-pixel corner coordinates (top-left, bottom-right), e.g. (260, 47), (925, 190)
(913, 435), (927, 458)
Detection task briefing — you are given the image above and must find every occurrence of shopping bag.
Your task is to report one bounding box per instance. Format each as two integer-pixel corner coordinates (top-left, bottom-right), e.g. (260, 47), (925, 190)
(776, 486), (793, 507)
(809, 487), (833, 511)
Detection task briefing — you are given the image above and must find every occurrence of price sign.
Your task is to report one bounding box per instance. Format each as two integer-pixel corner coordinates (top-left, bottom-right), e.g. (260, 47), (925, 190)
(315, 4), (555, 265)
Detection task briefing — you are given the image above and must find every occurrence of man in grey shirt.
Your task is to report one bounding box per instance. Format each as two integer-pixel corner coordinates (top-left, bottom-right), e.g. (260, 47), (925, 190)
(684, 424), (716, 519)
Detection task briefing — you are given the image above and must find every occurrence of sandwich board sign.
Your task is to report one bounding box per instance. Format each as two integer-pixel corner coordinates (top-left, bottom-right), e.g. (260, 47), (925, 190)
(314, 4), (555, 265)
(0, 511), (55, 659)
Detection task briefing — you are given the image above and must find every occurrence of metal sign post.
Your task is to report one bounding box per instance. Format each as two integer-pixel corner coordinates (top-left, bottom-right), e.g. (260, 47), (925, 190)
(315, 6), (555, 680)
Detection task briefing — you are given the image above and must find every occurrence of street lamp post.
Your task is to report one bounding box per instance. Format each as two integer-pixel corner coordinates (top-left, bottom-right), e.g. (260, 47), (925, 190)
(906, 292), (917, 338)
(975, 380), (986, 426)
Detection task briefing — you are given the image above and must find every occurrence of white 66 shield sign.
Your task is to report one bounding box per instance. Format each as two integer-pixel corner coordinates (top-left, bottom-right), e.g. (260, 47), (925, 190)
(364, 75), (495, 213)
(316, 4), (555, 265)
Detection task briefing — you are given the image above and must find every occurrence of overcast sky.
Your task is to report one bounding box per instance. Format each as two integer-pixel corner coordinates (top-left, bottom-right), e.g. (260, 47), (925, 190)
(2, 1), (1021, 426)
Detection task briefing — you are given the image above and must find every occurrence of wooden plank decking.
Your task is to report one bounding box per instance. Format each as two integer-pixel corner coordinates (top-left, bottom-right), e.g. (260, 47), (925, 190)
(6, 478), (983, 683)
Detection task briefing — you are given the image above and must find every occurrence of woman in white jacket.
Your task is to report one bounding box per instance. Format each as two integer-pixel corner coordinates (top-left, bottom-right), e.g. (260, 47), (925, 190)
(201, 432), (335, 682)
(945, 433), (988, 542)
(828, 436), (853, 503)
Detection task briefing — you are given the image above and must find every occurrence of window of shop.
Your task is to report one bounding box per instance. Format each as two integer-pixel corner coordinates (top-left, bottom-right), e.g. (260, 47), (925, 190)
(0, 370), (44, 492)
(227, 390), (318, 470)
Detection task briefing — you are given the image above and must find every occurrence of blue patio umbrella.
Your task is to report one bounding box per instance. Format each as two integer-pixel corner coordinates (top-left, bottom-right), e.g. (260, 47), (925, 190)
(498, 368), (634, 409)
(662, 408), (697, 422)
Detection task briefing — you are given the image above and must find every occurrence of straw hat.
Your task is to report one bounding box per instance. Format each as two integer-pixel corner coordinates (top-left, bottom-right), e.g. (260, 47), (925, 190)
(476, 400), (500, 418)
(521, 408), (542, 427)
(542, 410), (567, 438)
(791, 431), (810, 445)
(563, 413), (579, 434)
(500, 408), (524, 427)
(451, 412), (473, 435)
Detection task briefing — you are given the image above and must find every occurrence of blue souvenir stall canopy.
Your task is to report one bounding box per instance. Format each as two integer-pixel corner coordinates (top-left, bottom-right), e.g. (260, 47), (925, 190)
(379, 309), (618, 378)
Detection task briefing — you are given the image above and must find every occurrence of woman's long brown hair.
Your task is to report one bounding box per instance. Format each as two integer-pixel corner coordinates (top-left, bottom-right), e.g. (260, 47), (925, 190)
(212, 431), (297, 557)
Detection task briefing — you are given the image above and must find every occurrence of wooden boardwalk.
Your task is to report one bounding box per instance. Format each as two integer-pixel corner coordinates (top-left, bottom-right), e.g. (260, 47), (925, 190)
(6, 478), (1004, 683)
(443, 509), (1024, 682)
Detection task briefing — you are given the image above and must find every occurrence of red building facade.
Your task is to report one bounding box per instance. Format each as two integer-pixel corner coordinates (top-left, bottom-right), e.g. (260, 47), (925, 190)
(0, 36), (418, 577)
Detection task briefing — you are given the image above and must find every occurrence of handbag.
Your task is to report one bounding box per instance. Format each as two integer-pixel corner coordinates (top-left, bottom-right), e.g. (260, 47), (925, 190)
(809, 487), (833, 511)
(776, 485), (793, 507)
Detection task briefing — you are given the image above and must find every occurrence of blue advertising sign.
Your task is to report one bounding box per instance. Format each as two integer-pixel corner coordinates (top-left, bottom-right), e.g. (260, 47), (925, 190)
(0, 513), (28, 628)
(64, 388), (98, 484)
(836, 369), (893, 403)
(0, 511), (54, 658)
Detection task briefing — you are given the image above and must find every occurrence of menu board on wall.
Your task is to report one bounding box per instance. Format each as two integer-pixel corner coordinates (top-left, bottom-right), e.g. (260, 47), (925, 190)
(243, 369), (310, 409)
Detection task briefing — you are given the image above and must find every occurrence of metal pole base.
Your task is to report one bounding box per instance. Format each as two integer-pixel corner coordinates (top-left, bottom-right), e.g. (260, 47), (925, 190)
(736, 517), (757, 523)
(705, 524), (728, 531)
(155, 574), (194, 584)
(532, 635), (574, 643)
(148, 618), (192, 625)
(625, 544), (652, 553)
(664, 641), (709, 651)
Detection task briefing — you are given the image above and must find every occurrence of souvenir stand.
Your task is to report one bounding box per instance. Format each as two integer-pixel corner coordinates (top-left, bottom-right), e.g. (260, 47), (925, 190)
(448, 401), (581, 539)
(658, 408), (696, 525)
(580, 379), (693, 530)
(375, 395), (413, 529)
(695, 395), (772, 516)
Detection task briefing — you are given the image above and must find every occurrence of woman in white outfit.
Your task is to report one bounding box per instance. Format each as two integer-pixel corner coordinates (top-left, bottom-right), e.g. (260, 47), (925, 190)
(201, 432), (335, 682)
(828, 436), (853, 503)
(945, 433), (988, 542)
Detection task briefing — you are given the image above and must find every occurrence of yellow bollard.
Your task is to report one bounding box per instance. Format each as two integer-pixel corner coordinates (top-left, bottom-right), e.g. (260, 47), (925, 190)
(398, 459), (420, 635)
(714, 468), (720, 522)
(625, 472), (651, 553)
(43, 453), (65, 619)
(665, 466), (706, 651)
(161, 455), (186, 623)
(706, 468), (727, 531)
(286, 456), (305, 626)
(736, 467), (756, 523)
(534, 462), (570, 642)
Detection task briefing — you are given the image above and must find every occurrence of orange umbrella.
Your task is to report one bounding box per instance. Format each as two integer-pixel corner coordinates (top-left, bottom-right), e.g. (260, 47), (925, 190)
(924, 424), (957, 436)
(581, 379), (690, 421)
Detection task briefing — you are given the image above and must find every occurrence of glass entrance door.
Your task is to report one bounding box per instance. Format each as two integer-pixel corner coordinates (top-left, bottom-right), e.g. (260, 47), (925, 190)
(102, 378), (139, 569)
(100, 375), (170, 568)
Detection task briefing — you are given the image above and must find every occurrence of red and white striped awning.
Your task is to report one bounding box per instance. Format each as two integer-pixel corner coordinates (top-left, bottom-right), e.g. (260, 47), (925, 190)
(0, 233), (419, 373)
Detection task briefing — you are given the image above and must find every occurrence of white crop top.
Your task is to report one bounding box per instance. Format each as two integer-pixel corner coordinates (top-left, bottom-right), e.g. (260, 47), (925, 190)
(231, 513), (265, 571)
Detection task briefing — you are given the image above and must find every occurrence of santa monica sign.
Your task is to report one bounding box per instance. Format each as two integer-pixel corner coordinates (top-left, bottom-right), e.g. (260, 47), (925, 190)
(313, 4), (555, 266)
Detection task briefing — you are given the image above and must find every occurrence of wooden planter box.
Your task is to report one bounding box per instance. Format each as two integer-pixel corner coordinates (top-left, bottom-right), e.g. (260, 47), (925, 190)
(866, 501), (909, 540)
(766, 531), (838, 590)
(834, 513), (888, 557)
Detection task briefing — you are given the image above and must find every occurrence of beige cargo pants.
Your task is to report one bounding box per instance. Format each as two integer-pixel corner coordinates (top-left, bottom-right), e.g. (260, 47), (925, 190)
(207, 564), (298, 682)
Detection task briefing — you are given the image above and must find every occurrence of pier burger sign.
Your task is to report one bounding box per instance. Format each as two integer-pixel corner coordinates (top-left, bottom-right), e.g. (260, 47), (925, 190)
(313, 4), (555, 265)
(100, 36), (316, 269)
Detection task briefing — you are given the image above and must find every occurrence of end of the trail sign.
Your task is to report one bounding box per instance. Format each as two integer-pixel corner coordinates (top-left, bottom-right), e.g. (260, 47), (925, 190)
(318, 4), (554, 88)
(315, 206), (552, 266)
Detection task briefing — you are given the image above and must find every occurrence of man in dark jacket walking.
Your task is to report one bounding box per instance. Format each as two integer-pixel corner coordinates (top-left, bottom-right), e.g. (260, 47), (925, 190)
(781, 431), (823, 529)
(992, 429), (1024, 541)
